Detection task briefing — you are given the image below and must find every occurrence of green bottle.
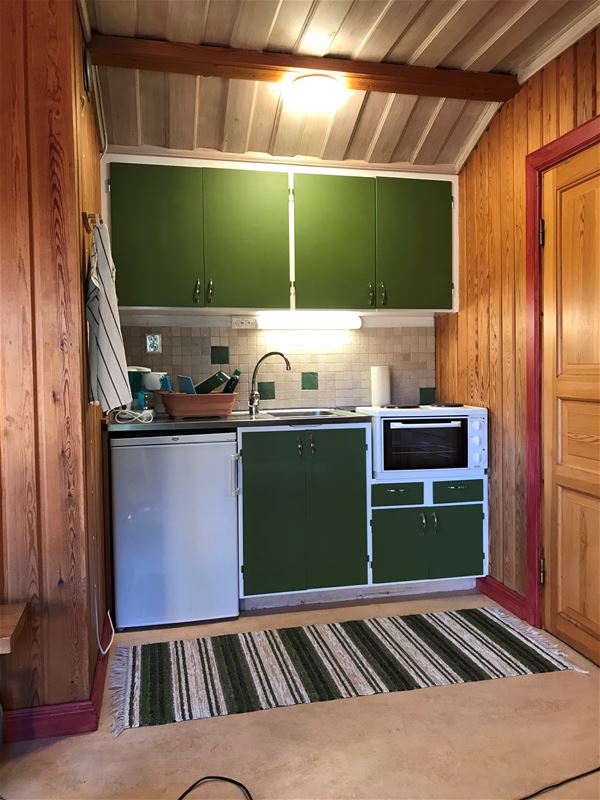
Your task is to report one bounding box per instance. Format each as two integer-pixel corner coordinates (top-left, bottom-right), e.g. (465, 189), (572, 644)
(222, 369), (241, 393)
(194, 370), (230, 394)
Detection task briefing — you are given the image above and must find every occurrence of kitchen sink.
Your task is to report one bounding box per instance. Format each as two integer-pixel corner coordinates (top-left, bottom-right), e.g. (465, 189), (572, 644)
(269, 408), (337, 418)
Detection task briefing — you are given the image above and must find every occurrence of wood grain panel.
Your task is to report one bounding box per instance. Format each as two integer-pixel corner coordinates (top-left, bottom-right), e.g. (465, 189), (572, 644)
(435, 29), (600, 597)
(0, 0), (103, 710)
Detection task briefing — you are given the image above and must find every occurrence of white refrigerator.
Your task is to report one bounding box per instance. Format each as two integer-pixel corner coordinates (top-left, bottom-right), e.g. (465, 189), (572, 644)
(111, 431), (239, 629)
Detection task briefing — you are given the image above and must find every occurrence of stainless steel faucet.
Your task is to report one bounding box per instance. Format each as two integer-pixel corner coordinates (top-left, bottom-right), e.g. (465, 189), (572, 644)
(249, 351), (291, 416)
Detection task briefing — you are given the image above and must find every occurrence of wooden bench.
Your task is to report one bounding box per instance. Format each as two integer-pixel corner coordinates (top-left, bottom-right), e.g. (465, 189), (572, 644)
(0, 603), (27, 655)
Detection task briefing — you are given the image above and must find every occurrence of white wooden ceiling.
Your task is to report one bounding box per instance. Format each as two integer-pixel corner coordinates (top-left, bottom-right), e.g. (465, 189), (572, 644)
(85, 0), (599, 172)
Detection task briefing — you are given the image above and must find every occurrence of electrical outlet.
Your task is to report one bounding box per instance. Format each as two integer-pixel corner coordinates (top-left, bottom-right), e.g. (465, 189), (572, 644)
(232, 317), (258, 330)
(145, 333), (162, 353)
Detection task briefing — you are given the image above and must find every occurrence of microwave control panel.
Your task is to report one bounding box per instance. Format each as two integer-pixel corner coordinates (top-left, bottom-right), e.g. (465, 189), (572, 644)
(469, 414), (488, 469)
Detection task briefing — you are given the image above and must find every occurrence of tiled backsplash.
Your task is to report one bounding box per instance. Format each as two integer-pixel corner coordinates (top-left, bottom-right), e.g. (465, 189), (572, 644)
(122, 325), (435, 410)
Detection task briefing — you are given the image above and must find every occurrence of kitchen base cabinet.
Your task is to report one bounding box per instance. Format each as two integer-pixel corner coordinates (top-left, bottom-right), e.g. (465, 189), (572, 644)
(241, 431), (306, 596)
(305, 429), (368, 589)
(372, 504), (484, 583)
(428, 504), (485, 579)
(372, 508), (428, 583)
(241, 427), (368, 596)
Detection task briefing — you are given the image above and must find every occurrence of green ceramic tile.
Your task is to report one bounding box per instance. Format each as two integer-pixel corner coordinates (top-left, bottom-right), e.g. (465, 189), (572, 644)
(211, 345), (229, 364)
(419, 386), (436, 404)
(301, 371), (318, 390)
(258, 381), (275, 400)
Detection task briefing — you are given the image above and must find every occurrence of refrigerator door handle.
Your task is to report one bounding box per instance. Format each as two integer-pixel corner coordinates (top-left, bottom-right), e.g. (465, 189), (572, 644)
(231, 453), (240, 496)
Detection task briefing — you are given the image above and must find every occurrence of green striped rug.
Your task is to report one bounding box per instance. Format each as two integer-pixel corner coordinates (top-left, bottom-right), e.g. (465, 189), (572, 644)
(111, 606), (583, 733)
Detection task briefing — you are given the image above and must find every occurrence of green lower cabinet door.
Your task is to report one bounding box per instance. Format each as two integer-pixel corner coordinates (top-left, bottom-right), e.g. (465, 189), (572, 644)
(305, 429), (368, 589)
(110, 162), (205, 307)
(242, 432), (307, 595)
(294, 174), (376, 309)
(376, 177), (452, 309)
(203, 169), (290, 308)
(428, 504), (485, 579)
(372, 507), (429, 583)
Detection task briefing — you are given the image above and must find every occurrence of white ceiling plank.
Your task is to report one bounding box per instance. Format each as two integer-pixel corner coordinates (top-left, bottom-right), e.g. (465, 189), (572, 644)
(436, 99), (490, 163)
(355, 0), (427, 61)
(496, 0), (600, 74)
(136, 0), (169, 38)
(99, 65), (139, 145)
(368, 94), (418, 162)
(409, 0), (497, 67)
(412, 98), (467, 164)
(266, 0), (313, 51)
(196, 76), (228, 150)
(391, 96), (440, 163)
(203, 0), (243, 46)
(230, 0), (281, 49)
(327, 0), (391, 58)
(165, 0), (209, 43)
(139, 70), (168, 146)
(95, 0), (137, 35)
(294, 0), (354, 56)
(222, 79), (257, 153)
(344, 92), (392, 161)
(168, 74), (199, 150)
(297, 112), (337, 158)
(246, 82), (281, 153)
(320, 90), (367, 160)
(386, 0), (457, 63)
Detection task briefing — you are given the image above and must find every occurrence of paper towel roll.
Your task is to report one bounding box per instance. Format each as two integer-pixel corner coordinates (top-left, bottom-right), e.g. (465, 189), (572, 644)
(370, 366), (391, 407)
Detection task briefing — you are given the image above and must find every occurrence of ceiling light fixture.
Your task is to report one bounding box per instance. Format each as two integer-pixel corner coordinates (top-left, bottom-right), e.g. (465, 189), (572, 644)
(282, 73), (347, 114)
(257, 311), (362, 330)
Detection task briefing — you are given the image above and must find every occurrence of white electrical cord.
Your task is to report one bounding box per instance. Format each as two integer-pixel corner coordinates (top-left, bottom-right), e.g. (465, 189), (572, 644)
(113, 408), (155, 424)
(94, 583), (115, 657)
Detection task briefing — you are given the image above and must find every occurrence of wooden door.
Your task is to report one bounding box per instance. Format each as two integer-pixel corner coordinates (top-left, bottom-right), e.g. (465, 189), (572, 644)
(294, 174), (376, 309)
(376, 177), (453, 309)
(110, 163), (205, 307)
(542, 143), (600, 665)
(203, 168), (290, 308)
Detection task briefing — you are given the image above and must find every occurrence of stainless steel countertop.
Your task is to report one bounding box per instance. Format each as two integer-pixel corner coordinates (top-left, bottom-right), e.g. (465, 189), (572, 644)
(107, 408), (371, 434)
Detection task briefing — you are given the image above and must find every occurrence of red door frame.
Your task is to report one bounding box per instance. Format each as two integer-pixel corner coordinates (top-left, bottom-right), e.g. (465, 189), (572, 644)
(524, 115), (600, 627)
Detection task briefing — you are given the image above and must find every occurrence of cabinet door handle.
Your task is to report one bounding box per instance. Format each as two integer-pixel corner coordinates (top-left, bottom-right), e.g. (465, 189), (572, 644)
(379, 282), (387, 306)
(432, 511), (438, 533)
(297, 437), (303, 457)
(420, 512), (427, 535)
(309, 434), (316, 456)
(193, 278), (201, 304)
(368, 282), (375, 307)
(231, 453), (240, 496)
(207, 278), (214, 304)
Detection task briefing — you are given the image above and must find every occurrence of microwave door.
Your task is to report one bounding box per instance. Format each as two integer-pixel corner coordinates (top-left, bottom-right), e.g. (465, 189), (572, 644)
(383, 418), (468, 471)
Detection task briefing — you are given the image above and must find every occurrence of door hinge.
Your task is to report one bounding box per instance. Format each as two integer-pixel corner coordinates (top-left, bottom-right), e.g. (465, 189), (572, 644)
(539, 555), (545, 586)
(539, 218), (545, 247)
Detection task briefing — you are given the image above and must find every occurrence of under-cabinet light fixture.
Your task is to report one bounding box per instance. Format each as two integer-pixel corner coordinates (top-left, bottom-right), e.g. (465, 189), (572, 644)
(256, 311), (362, 330)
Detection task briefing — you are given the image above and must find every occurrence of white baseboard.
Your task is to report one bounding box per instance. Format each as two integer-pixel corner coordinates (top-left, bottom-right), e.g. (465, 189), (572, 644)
(240, 578), (476, 611)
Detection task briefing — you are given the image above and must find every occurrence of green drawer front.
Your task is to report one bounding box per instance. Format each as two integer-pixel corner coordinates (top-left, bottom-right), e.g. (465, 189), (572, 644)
(372, 483), (424, 506)
(433, 480), (483, 504)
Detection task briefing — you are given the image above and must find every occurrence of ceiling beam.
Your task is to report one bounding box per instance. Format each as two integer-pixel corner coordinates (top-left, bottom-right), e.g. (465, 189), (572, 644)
(89, 35), (520, 103)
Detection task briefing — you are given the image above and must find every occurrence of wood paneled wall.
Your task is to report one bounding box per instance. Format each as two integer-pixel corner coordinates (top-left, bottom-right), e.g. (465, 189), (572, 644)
(436, 29), (600, 596)
(0, 0), (104, 709)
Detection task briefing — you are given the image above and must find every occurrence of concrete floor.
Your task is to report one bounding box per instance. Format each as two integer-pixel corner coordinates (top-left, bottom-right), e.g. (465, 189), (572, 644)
(1, 592), (598, 800)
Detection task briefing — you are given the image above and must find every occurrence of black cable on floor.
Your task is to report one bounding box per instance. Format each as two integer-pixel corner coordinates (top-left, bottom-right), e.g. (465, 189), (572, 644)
(177, 775), (254, 800)
(518, 765), (600, 799)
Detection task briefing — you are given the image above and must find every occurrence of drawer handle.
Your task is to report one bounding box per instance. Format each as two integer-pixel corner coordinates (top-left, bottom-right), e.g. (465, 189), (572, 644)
(386, 488), (406, 493)
(447, 485), (466, 490)
(420, 512), (426, 535)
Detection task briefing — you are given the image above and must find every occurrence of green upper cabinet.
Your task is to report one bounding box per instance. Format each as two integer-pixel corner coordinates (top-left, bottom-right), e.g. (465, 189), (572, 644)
(376, 177), (453, 309)
(305, 428), (368, 589)
(203, 169), (290, 308)
(294, 174), (376, 309)
(110, 162), (204, 307)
